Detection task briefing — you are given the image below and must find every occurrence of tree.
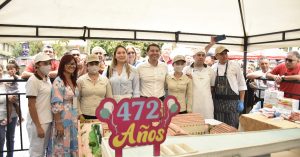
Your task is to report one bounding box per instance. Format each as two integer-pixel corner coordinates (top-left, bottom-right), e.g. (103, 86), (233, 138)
(88, 40), (163, 57)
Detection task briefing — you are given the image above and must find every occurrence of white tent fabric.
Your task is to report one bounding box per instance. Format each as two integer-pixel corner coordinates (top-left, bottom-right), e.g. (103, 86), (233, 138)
(0, 0), (300, 52)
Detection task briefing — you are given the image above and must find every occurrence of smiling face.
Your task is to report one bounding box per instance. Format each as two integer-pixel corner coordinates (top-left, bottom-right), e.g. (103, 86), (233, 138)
(115, 47), (127, 64)
(64, 59), (77, 74)
(147, 45), (160, 62)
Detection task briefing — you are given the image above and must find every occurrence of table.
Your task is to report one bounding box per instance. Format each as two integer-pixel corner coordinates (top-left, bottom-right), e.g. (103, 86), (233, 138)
(102, 128), (300, 157)
(239, 113), (300, 131)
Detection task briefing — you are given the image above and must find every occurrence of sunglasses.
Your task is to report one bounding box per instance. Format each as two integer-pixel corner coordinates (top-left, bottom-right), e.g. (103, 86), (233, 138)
(285, 58), (296, 63)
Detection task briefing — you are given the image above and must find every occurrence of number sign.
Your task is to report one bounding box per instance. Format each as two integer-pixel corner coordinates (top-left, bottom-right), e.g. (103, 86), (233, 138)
(96, 96), (180, 157)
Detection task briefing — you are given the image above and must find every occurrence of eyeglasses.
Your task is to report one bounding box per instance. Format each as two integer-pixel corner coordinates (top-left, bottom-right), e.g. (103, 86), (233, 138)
(285, 58), (296, 63)
(88, 61), (99, 66)
(72, 54), (80, 57)
(66, 63), (76, 67)
(127, 51), (135, 55)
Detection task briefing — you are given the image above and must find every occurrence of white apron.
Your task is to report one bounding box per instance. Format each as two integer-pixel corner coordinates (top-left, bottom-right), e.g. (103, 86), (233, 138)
(190, 67), (214, 118)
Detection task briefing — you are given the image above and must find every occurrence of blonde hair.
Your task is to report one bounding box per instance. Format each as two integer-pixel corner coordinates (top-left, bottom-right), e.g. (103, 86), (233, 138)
(109, 45), (131, 78)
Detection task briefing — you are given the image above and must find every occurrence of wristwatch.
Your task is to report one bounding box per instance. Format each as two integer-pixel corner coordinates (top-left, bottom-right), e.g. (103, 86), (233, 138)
(281, 75), (285, 81)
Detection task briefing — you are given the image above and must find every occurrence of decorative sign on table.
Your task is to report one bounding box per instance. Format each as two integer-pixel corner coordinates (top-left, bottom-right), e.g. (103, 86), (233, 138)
(96, 96), (180, 157)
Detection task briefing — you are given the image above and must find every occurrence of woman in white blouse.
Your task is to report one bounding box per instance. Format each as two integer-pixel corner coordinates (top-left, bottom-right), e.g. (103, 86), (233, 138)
(105, 45), (140, 102)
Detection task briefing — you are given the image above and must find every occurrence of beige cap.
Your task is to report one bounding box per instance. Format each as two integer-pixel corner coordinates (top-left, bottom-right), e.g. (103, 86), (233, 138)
(86, 54), (100, 63)
(192, 48), (206, 56)
(91, 46), (106, 55)
(173, 55), (186, 63)
(34, 53), (52, 64)
(215, 46), (229, 54)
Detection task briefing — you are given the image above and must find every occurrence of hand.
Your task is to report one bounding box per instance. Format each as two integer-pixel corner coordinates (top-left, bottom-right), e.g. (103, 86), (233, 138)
(273, 75), (282, 83)
(36, 126), (45, 138)
(249, 82), (257, 89)
(48, 71), (57, 78)
(55, 122), (64, 138)
(186, 73), (193, 79)
(17, 117), (24, 126)
(210, 36), (216, 45)
(78, 114), (85, 122)
(8, 95), (17, 103)
(237, 100), (244, 113)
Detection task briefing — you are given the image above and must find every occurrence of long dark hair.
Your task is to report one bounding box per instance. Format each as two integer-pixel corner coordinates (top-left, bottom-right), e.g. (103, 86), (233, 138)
(57, 55), (78, 87)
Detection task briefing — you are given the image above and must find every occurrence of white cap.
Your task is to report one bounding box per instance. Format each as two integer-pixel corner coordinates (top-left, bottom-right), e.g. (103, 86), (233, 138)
(34, 53), (52, 64)
(91, 46), (106, 54)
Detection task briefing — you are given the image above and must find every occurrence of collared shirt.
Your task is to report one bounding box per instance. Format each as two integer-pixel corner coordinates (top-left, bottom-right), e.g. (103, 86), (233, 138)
(137, 60), (168, 98)
(166, 74), (192, 112)
(26, 74), (52, 124)
(108, 65), (140, 98)
(270, 63), (300, 99)
(252, 70), (274, 98)
(77, 73), (112, 116)
(211, 60), (247, 95)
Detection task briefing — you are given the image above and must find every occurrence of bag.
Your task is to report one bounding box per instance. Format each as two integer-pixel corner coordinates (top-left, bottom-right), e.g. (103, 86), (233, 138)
(244, 79), (259, 109)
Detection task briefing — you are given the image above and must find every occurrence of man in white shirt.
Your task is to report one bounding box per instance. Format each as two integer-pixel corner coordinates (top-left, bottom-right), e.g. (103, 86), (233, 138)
(211, 46), (247, 128)
(137, 43), (168, 101)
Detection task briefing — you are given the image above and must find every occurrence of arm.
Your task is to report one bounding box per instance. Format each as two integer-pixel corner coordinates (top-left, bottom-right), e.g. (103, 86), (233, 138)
(204, 36), (216, 53)
(21, 62), (34, 79)
(246, 71), (264, 80)
(186, 78), (193, 113)
(51, 78), (65, 137)
(132, 69), (140, 97)
(239, 90), (245, 102)
(21, 71), (34, 79)
(283, 74), (300, 81)
(28, 97), (45, 138)
(105, 79), (113, 98)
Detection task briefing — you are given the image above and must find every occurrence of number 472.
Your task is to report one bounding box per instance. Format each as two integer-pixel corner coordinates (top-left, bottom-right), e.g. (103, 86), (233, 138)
(117, 100), (160, 121)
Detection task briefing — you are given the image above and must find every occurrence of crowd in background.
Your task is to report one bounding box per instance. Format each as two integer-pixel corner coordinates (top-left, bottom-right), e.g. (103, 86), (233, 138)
(0, 37), (299, 156)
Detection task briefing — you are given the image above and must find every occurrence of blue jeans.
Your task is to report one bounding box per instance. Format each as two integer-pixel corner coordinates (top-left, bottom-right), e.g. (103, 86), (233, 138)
(0, 117), (17, 157)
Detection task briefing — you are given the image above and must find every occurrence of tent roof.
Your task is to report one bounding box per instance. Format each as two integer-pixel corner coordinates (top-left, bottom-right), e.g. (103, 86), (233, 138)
(0, 0), (300, 51)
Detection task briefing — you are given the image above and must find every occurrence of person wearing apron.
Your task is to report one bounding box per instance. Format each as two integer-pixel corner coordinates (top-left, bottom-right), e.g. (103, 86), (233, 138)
(183, 50), (215, 118)
(212, 46), (247, 128)
(104, 45), (140, 102)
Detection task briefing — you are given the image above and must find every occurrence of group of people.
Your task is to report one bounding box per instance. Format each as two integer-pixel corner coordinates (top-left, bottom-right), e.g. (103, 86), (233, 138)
(0, 38), (299, 157)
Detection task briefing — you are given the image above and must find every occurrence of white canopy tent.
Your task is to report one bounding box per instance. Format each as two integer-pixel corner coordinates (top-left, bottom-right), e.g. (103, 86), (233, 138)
(0, 0), (300, 52)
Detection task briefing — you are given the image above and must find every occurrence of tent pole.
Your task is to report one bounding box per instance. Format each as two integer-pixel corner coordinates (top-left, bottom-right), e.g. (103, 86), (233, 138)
(0, 0), (11, 10)
(238, 0), (248, 76)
